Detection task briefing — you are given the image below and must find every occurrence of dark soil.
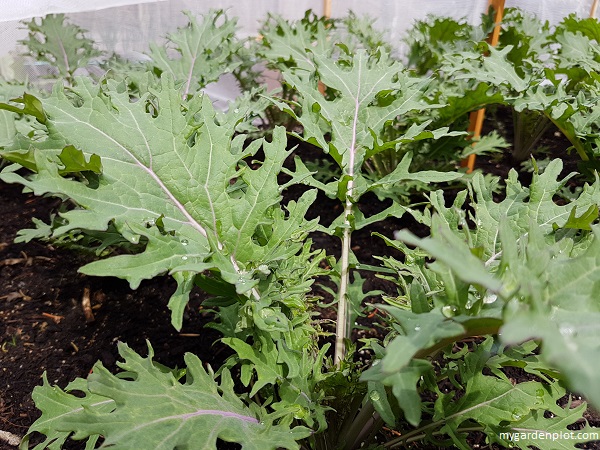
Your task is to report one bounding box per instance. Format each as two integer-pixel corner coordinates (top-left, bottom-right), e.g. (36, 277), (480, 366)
(0, 112), (599, 449)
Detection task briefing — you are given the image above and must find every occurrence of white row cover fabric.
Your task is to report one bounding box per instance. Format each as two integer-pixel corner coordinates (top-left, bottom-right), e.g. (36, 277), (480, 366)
(0, 0), (321, 60)
(1, 0), (598, 59)
(0, 0), (597, 104)
(333, 0), (597, 50)
(0, 0), (168, 22)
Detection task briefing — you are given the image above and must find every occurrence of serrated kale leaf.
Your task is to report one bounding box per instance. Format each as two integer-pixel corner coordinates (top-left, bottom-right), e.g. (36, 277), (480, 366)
(0, 75), (318, 330)
(377, 160), (600, 412)
(23, 343), (309, 450)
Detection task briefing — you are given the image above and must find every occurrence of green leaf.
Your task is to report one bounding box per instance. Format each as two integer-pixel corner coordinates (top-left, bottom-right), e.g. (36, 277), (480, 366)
(258, 12), (334, 75)
(435, 83), (504, 126)
(0, 82), (39, 147)
(0, 76), (316, 330)
(20, 14), (101, 81)
(366, 122), (466, 160)
(223, 335), (284, 397)
(372, 307), (465, 374)
(444, 45), (532, 93)
(0, 132), (66, 173)
(0, 109), (17, 147)
(282, 48), (434, 174)
(491, 404), (596, 449)
(555, 205), (599, 231)
(57, 145), (102, 174)
(438, 376), (553, 432)
(461, 131), (509, 158)
(413, 171), (600, 410)
(429, 159), (600, 263)
(554, 31), (600, 74)
(378, 162), (600, 427)
(432, 340), (588, 449)
(345, 272), (384, 326)
(168, 271), (198, 331)
(359, 307), (497, 427)
(27, 343), (309, 449)
(367, 381), (396, 427)
(148, 10), (241, 97)
(501, 227), (600, 407)
(499, 8), (552, 74)
(560, 14), (600, 43)
(404, 15), (484, 75)
(342, 11), (393, 56)
(486, 341), (561, 382)
(362, 358), (432, 426)
(367, 152), (461, 193)
(223, 331), (331, 431)
(282, 156), (338, 198)
(21, 376), (110, 450)
(395, 216), (503, 294)
(0, 92), (47, 123)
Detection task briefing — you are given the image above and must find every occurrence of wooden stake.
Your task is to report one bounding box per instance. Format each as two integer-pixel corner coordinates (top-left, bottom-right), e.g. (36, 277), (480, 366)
(463, 109), (486, 171)
(323, 0), (332, 18)
(591, 0), (599, 18)
(487, 0), (506, 47)
(461, 0), (505, 173)
(318, 0), (333, 95)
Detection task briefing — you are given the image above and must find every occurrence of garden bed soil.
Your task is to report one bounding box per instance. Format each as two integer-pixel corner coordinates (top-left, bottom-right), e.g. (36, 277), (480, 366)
(1, 118), (599, 449)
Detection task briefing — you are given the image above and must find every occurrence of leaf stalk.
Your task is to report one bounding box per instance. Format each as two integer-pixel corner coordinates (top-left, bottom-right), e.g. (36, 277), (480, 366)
(335, 195), (354, 363)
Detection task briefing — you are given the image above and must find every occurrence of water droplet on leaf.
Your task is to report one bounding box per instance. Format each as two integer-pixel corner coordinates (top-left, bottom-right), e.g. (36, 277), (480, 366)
(483, 294), (497, 304)
(559, 325), (577, 337)
(369, 390), (380, 401)
(181, 256), (188, 261)
(535, 388), (545, 404)
(414, 326), (421, 331)
(442, 305), (458, 318)
(536, 388), (544, 398)
(181, 239), (189, 246)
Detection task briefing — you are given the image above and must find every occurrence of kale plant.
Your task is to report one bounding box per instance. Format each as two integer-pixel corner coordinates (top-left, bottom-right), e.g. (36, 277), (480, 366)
(435, 8), (600, 168)
(20, 14), (101, 85)
(1, 8), (600, 450)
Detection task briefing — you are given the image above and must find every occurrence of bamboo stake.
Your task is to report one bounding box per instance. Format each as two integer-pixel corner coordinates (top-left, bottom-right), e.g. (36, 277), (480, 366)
(461, 0), (505, 173)
(323, 0), (332, 18)
(591, 0), (599, 18)
(318, 0), (333, 95)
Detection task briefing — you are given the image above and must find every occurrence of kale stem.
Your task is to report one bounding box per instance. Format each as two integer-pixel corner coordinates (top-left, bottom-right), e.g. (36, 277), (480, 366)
(345, 402), (378, 450)
(333, 392), (367, 450)
(544, 113), (589, 161)
(335, 395), (376, 450)
(335, 63), (362, 363)
(335, 195), (354, 363)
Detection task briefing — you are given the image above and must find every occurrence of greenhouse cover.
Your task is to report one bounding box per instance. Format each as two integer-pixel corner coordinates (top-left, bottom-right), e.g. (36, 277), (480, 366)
(0, 0), (598, 75)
